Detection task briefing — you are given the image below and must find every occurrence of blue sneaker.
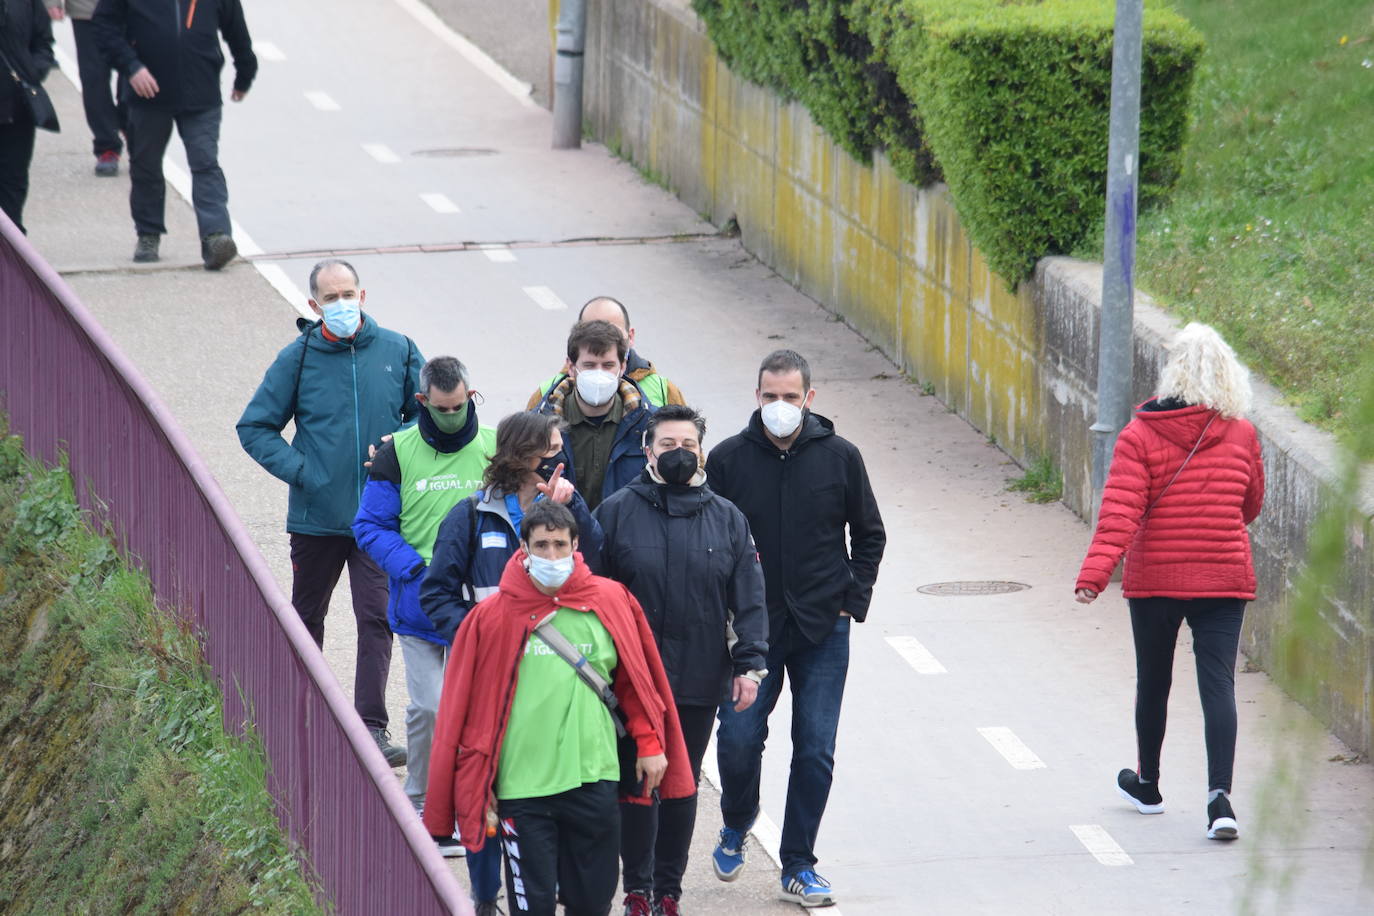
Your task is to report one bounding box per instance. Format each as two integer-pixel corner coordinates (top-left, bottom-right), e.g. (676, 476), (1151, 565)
(711, 825), (749, 881)
(781, 869), (836, 907)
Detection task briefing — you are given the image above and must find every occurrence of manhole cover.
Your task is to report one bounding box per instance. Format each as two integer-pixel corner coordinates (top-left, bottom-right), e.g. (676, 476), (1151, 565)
(916, 581), (1031, 596)
(412, 147), (499, 158)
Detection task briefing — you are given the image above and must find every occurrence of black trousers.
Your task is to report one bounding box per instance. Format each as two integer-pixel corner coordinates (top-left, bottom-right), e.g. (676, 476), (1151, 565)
(288, 533), (392, 730)
(126, 103), (229, 238)
(0, 107), (36, 234)
(72, 18), (125, 156)
(1129, 596), (1246, 793)
(620, 704), (715, 900)
(498, 780), (620, 916)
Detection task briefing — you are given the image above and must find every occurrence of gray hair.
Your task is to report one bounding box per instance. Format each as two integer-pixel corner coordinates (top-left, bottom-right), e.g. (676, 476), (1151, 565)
(758, 349), (811, 391)
(308, 259), (360, 298)
(1157, 323), (1252, 418)
(420, 356), (469, 394)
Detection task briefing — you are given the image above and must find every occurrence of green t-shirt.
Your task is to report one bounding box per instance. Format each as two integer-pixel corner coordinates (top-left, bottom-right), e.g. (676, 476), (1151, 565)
(496, 608), (621, 800)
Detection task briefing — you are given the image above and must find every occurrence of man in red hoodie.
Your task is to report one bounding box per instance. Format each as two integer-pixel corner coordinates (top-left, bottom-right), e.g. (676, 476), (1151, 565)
(425, 501), (692, 916)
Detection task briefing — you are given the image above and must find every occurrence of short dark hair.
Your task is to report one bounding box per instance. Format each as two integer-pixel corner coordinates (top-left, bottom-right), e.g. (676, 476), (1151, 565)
(645, 404), (706, 445)
(308, 259), (359, 297)
(578, 296), (631, 328)
(567, 320), (628, 364)
(520, 501), (579, 542)
(419, 356), (469, 394)
(758, 349), (811, 391)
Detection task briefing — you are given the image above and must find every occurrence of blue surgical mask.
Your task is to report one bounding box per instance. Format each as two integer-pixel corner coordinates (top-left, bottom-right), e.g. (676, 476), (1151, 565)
(321, 296), (361, 337)
(526, 553), (574, 589)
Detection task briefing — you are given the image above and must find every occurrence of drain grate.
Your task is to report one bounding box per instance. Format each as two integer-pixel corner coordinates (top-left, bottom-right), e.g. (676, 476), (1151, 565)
(412, 147), (499, 158)
(917, 581), (1031, 596)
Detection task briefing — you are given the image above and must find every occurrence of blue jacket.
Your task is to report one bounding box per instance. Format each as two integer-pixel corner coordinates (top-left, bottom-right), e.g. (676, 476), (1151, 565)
(236, 314), (423, 537)
(419, 488), (604, 644)
(533, 376), (655, 509)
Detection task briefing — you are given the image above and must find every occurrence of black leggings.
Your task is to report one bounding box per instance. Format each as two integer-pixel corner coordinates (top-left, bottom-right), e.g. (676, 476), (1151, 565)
(620, 704), (717, 900)
(1129, 597), (1246, 793)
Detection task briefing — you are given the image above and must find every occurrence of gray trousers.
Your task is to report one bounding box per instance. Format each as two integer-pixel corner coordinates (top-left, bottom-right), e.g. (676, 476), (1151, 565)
(399, 634), (447, 811)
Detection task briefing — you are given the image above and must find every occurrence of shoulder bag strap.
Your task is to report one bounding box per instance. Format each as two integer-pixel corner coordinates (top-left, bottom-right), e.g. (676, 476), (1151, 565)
(531, 618), (628, 738)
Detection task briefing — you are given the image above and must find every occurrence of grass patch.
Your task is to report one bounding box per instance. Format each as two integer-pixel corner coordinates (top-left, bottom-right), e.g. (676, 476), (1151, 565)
(1077, 0), (1374, 434)
(0, 419), (324, 914)
(1007, 455), (1064, 504)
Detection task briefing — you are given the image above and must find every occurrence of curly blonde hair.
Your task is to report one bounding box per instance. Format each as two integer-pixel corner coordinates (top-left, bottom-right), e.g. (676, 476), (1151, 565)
(1156, 322), (1252, 418)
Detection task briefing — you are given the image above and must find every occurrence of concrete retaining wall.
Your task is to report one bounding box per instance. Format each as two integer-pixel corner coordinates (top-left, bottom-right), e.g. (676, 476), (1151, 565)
(584, 0), (1373, 755)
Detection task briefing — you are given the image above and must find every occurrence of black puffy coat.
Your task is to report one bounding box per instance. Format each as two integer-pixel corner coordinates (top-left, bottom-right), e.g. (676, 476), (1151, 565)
(593, 473), (768, 706)
(707, 410), (886, 645)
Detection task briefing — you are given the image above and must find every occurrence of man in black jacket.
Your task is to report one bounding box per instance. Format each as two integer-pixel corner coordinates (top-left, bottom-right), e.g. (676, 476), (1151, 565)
(0, 0), (55, 233)
(705, 349), (885, 908)
(92, 0), (256, 269)
(594, 404), (768, 916)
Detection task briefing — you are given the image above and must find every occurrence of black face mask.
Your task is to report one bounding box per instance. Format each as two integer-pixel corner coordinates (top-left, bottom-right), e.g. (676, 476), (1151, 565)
(535, 453), (562, 482)
(656, 448), (699, 485)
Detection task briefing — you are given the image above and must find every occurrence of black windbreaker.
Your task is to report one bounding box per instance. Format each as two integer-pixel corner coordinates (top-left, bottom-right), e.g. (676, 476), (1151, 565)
(93, 0), (256, 112)
(706, 410), (885, 645)
(593, 473), (768, 706)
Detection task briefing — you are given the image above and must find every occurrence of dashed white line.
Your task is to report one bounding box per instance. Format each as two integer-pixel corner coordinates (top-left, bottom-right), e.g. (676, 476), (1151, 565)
(420, 192), (461, 214)
(977, 727), (1047, 770)
(304, 91), (341, 111)
(523, 286), (567, 311)
(255, 41), (287, 62)
(389, 0), (536, 107)
(885, 635), (947, 674)
(362, 143), (401, 164)
(1069, 825), (1133, 866)
(482, 247), (517, 263)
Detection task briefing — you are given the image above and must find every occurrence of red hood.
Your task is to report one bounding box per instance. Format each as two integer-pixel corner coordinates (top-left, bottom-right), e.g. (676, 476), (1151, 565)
(1134, 401), (1222, 451)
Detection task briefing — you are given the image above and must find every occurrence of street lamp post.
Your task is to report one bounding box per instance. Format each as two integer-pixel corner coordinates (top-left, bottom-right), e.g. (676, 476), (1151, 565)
(551, 0), (588, 149)
(1091, 0), (1145, 520)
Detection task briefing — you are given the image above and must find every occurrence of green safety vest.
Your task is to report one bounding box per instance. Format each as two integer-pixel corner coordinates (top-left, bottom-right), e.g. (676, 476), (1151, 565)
(395, 423), (497, 563)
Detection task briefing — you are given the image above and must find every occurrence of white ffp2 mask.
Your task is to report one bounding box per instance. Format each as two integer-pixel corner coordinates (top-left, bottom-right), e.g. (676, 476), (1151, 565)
(575, 369), (619, 407)
(761, 400), (803, 438)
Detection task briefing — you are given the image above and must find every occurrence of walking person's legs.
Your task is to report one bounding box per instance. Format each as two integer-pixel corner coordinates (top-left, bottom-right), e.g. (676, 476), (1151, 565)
(649, 704), (717, 905)
(287, 533), (350, 648)
(398, 633), (445, 813)
(345, 543), (393, 734)
(174, 106), (236, 269)
(125, 102), (173, 261)
(498, 794), (560, 916)
(71, 19), (123, 162)
(1185, 598), (1246, 794)
(0, 114), (37, 234)
(555, 781), (620, 916)
(1128, 597), (1187, 783)
(777, 615), (849, 902)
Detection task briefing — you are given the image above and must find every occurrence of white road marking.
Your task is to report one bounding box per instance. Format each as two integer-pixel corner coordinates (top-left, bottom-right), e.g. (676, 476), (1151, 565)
(362, 143), (401, 164)
(254, 264), (315, 320)
(977, 727), (1047, 770)
(482, 246), (517, 263)
(1069, 824), (1134, 866)
(885, 635), (947, 674)
(304, 91), (341, 112)
(420, 193), (462, 215)
(522, 286), (567, 311)
(255, 41), (287, 62)
(389, 0), (537, 108)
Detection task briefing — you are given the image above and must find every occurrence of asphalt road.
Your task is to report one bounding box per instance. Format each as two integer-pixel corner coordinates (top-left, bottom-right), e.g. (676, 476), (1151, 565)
(21, 0), (1374, 913)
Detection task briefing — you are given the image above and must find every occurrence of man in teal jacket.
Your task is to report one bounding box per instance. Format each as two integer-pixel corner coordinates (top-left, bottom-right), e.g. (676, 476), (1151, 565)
(237, 259), (423, 766)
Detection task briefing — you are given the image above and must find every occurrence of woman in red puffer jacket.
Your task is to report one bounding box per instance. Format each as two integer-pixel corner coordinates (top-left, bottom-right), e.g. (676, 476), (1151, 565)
(1076, 323), (1264, 843)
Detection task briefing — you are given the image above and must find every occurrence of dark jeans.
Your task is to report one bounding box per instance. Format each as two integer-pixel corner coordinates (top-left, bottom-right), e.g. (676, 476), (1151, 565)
(0, 107), (36, 234)
(717, 616), (850, 875)
(72, 18), (124, 156)
(498, 781), (620, 916)
(289, 533), (392, 730)
(127, 103), (229, 238)
(465, 838), (504, 905)
(1129, 596), (1246, 793)
(620, 703), (716, 900)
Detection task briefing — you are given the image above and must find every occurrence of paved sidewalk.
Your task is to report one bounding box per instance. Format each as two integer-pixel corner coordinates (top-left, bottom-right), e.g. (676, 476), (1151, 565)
(18, 3), (1374, 914)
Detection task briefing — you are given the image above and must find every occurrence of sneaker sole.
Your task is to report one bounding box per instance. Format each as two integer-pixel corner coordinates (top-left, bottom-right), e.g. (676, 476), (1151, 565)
(437, 846), (467, 858)
(712, 856), (745, 882)
(1116, 783), (1164, 814)
(1207, 817), (1239, 840)
(780, 889), (836, 908)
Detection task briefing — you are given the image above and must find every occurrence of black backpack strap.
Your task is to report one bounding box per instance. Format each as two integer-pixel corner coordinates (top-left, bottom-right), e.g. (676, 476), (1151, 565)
(289, 329), (311, 419)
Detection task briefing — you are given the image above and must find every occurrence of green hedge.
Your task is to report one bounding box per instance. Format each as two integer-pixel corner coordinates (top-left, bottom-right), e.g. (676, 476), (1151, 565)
(692, 0), (1203, 281)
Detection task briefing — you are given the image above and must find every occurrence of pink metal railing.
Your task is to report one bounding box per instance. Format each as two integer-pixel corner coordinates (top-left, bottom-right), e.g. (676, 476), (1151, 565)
(0, 215), (468, 915)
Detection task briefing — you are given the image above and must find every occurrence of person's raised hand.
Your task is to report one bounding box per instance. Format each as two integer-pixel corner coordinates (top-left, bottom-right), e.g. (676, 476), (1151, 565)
(731, 676), (758, 712)
(1075, 588), (1098, 605)
(535, 463), (574, 504)
(129, 67), (159, 99)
